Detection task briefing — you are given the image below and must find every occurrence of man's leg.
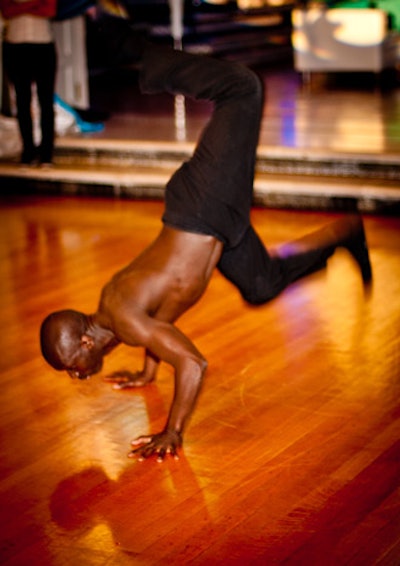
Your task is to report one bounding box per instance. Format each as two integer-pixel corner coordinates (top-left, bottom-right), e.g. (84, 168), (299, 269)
(218, 215), (372, 305)
(276, 215), (372, 283)
(93, 14), (262, 245)
(218, 226), (288, 305)
(140, 43), (263, 246)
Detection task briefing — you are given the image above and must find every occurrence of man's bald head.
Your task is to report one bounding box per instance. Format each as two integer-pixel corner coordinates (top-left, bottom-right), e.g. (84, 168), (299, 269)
(40, 310), (87, 370)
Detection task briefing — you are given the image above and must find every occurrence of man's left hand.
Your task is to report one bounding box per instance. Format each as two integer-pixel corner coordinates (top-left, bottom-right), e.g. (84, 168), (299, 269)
(128, 430), (182, 462)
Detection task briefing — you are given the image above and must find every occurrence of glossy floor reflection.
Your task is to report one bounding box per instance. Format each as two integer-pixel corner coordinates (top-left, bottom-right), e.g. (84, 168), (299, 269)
(0, 195), (399, 564)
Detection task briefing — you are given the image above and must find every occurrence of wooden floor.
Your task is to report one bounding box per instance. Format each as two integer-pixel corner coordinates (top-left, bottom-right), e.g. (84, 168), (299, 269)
(1, 195), (400, 565)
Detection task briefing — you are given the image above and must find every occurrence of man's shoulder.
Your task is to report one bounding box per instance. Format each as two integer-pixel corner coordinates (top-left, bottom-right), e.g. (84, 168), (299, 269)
(110, 303), (156, 348)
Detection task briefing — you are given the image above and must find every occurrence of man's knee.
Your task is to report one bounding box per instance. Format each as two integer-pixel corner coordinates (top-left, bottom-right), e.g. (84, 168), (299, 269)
(239, 256), (289, 306)
(224, 64), (263, 105)
(242, 67), (263, 99)
(240, 277), (283, 306)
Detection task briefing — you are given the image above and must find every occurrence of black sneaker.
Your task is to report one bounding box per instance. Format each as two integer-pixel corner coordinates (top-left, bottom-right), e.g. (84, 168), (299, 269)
(20, 148), (38, 166)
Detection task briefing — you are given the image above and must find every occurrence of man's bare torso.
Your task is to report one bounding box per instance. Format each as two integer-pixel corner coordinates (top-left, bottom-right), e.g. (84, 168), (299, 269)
(97, 226), (223, 337)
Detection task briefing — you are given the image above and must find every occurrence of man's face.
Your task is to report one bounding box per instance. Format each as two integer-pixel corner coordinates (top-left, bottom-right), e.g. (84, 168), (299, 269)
(63, 345), (103, 380)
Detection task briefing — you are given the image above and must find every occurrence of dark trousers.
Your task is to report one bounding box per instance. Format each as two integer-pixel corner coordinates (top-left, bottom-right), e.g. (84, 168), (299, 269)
(97, 16), (335, 305)
(3, 42), (57, 163)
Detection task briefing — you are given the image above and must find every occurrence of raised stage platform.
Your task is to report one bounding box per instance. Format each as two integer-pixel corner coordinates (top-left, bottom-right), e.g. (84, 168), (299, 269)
(1, 65), (399, 213)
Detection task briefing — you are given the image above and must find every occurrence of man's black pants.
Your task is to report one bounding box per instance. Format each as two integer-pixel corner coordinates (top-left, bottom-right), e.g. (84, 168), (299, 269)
(98, 16), (334, 305)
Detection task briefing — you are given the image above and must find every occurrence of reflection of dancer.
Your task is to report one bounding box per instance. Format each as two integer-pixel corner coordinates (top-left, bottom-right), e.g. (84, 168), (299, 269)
(1, 0), (57, 165)
(50, 458), (209, 554)
(40, 14), (372, 462)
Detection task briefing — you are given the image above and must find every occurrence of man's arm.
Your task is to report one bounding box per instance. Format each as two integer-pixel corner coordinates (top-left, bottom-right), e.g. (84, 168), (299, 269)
(104, 348), (160, 388)
(115, 312), (207, 461)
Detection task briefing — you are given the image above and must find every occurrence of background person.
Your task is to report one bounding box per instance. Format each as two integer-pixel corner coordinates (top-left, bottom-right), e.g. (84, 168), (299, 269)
(1, 0), (57, 166)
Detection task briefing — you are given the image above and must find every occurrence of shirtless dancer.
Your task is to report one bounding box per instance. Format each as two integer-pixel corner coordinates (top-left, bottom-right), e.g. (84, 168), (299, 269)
(40, 13), (372, 462)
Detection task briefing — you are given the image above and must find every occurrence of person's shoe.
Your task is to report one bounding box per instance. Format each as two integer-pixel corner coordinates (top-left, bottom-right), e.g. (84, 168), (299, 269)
(40, 162), (53, 169)
(20, 149), (37, 167)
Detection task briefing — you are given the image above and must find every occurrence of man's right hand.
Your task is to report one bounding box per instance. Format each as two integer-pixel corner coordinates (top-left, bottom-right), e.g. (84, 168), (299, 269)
(104, 370), (155, 389)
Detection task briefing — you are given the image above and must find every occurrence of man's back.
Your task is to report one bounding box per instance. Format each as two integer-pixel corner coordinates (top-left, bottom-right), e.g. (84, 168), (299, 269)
(97, 226), (224, 335)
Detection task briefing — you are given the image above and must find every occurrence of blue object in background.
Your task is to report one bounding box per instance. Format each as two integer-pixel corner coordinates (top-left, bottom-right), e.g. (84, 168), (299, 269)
(54, 94), (104, 133)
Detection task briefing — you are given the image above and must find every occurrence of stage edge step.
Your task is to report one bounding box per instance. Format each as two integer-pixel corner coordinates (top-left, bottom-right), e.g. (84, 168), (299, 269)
(0, 162), (399, 214)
